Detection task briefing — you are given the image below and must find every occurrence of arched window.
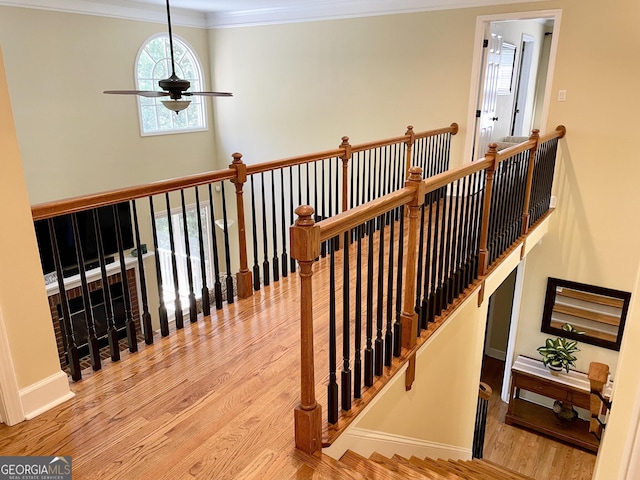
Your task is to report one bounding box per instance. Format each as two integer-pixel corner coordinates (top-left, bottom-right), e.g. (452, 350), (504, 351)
(136, 34), (207, 135)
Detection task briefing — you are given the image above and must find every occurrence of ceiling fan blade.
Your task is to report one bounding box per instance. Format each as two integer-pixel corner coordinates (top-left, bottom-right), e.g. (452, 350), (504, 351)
(183, 91), (233, 97)
(103, 90), (170, 97)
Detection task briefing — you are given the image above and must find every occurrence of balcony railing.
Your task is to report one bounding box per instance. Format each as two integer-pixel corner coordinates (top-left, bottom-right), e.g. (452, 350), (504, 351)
(289, 126), (566, 453)
(31, 123), (458, 381)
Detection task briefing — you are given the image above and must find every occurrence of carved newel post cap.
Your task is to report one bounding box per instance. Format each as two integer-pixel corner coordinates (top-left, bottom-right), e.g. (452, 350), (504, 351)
(232, 152), (243, 163)
(341, 136), (349, 145)
(405, 125), (414, 134)
(295, 205), (315, 226)
(488, 143), (498, 154)
(408, 166), (423, 182)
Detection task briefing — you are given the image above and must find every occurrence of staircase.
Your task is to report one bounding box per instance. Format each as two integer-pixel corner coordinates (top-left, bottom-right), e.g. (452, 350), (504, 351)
(292, 450), (535, 479)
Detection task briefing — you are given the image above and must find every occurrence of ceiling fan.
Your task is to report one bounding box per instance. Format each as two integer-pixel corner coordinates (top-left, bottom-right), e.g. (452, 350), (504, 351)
(104, 0), (232, 114)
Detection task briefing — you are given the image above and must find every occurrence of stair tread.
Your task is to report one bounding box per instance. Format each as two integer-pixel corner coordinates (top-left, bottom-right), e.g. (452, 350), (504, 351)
(391, 454), (451, 480)
(466, 459), (534, 480)
(340, 450), (407, 480)
(291, 450), (367, 480)
(367, 452), (433, 479)
(409, 456), (465, 479)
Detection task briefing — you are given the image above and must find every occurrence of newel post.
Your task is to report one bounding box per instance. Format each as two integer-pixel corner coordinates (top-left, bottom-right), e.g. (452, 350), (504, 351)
(404, 125), (416, 180)
(401, 167), (425, 390)
(589, 362), (610, 438)
(521, 129), (540, 237)
(290, 205), (323, 455)
(340, 136), (352, 214)
(230, 153), (253, 299)
(477, 144), (498, 278)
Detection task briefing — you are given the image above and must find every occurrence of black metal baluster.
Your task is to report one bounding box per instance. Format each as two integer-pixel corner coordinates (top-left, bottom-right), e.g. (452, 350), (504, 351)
(194, 188), (210, 317)
(415, 198), (427, 321)
(451, 180), (463, 304)
(207, 184), (223, 310)
(260, 172), (270, 286)
(250, 176), (260, 290)
(440, 184), (455, 313)
(180, 190), (198, 323)
(271, 170), (280, 282)
(70, 213), (101, 370)
(364, 218), (375, 387)
(289, 167), (297, 273)
(341, 231), (351, 411)
(420, 191), (434, 329)
(328, 236), (338, 424)
(372, 148), (379, 205)
(374, 213), (385, 376)
(49, 218), (81, 380)
(354, 224), (363, 399)
(131, 201), (153, 344)
(455, 176), (470, 297)
(393, 206), (405, 357)
(149, 198), (169, 335)
(428, 186), (443, 324)
(306, 162), (311, 206)
(92, 210), (119, 361)
(320, 159), (327, 257)
(114, 205), (138, 353)
(280, 168), (289, 277)
(220, 182), (235, 303)
(165, 193), (183, 328)
(384, 206), (395, 366)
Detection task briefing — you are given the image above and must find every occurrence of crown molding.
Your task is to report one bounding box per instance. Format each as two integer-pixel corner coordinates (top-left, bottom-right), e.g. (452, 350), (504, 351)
(205, 0), (548, 28)
(0, 0), (207, 28)
(0, 0), (548, 29)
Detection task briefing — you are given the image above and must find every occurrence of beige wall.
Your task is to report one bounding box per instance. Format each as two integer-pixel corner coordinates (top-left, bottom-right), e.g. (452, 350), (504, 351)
(210, 10), (477, 167)
(0, 6), (220, 204)
(355, 292), (488, 448)
(0, 46), (63, 389)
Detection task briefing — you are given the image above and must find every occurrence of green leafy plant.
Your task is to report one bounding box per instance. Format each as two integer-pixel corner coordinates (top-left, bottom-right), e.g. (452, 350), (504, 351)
(537, 323), (584, 373)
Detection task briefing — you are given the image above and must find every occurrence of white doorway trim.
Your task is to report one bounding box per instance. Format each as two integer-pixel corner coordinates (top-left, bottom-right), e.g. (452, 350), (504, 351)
(463, 9), (563, 164)
(501, 258), (526, 403)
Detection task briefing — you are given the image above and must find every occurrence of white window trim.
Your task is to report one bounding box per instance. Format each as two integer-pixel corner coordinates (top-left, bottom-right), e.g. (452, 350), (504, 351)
(135, 33), (208, 137)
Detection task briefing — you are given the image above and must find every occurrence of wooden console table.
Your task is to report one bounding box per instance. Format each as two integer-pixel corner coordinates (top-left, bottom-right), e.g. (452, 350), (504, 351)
(505, 355), (612, 452)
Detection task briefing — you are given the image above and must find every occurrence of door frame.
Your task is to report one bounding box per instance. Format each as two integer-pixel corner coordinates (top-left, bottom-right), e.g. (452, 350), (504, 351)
(463, 9), (563, 164)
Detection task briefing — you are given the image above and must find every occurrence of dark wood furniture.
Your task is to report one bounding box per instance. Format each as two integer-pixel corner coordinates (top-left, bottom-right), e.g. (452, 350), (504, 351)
(506, 356), (611, 452)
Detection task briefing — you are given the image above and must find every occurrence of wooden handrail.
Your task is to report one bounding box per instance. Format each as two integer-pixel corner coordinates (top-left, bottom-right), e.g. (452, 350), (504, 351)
(32, 168), (236, 220)
(589, 361), (610, 439)
(539, 124), (566, 144)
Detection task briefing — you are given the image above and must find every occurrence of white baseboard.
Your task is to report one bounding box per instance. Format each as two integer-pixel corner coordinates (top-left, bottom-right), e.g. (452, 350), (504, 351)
(323, 427), (472, 462)
(485, 347), (506, 361)
(20, 371), (75, 420)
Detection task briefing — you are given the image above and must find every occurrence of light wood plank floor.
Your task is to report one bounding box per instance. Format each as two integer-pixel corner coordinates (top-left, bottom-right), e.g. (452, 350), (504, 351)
(0, 266), (599, 479)
(480, 356), (597, 480)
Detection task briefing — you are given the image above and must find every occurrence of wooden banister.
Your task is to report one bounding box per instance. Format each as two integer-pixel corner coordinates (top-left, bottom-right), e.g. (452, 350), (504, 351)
(230, 153), (253, 299)
(521, 129), (540, 236)
(290, 205), (323, 455)
(404, 125), (416, 179)
(31, 169), (236, 220)
(477, 144), (499, 277)
(588, 361), (610, 439)
(400, 167), (425, 390)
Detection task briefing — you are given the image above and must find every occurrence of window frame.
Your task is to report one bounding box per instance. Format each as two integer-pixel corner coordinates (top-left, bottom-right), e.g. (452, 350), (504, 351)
(135, 33), (209, 137)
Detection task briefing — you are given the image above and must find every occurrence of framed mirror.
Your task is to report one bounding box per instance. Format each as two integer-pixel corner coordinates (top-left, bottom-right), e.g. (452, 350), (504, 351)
(541, 277), (631, 351)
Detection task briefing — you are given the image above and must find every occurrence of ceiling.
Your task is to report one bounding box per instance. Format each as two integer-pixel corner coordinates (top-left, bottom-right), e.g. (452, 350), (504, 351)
(0, 0), (547, 28)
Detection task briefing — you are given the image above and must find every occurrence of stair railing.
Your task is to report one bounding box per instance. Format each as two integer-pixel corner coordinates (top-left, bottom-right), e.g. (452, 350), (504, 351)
(31, 123), (457, 381)
(290, 125), (566, 453)
(589, 361), (612, 442)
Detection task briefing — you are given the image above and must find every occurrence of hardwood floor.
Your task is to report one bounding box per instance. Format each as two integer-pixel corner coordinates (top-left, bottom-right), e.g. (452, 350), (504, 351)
(0, 267), (596, 479)
(480, 355), (597, 480)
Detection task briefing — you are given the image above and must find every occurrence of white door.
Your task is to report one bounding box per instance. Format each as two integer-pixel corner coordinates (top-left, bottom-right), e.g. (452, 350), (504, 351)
(511, 35), (535, 136)
(474, 28), (502, 161)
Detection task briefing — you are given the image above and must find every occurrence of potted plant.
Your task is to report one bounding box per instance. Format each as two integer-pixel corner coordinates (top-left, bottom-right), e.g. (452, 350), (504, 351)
(537, 323), (584, 374)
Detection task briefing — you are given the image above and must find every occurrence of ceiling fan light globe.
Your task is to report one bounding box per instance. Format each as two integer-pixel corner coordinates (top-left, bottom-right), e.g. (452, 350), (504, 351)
(161, 99), (191, 114)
